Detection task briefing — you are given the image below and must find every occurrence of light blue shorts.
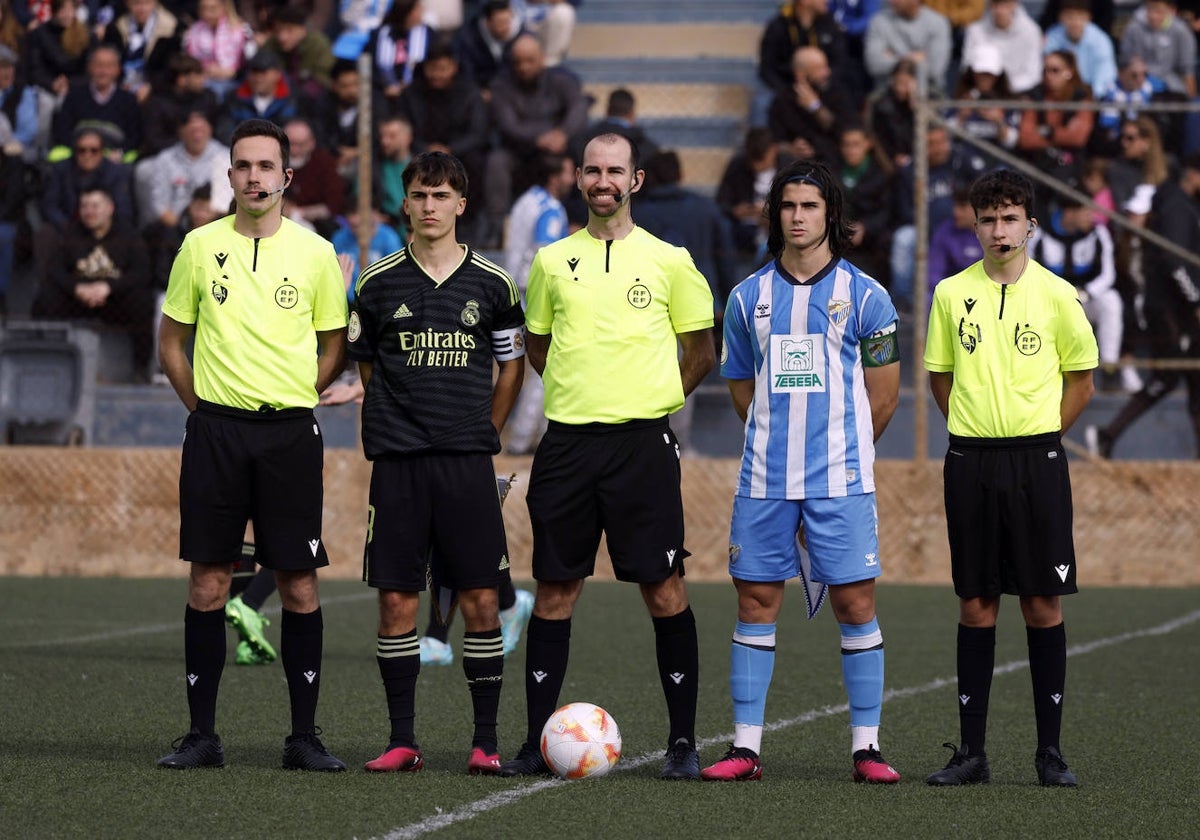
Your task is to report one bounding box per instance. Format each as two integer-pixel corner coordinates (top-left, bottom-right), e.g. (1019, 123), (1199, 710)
(728, 494), (882, 585)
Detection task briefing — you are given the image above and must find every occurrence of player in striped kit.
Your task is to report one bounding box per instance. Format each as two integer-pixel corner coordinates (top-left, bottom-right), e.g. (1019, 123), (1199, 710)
(702, 159), (902, 783)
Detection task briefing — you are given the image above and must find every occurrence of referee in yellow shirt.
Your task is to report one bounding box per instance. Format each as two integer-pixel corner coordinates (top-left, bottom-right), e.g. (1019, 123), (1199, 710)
(924, 169), (1097, 788)
(156, 119), (349, 772)
(499, 132), (716, 780)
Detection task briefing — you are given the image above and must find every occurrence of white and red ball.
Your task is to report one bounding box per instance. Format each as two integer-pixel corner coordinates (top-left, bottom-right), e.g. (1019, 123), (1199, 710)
(539, 702), (622, 780)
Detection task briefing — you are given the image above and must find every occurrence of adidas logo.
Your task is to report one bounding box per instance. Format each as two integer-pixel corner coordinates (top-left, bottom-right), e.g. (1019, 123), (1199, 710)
(1055, 564), (1071, 583)
(498, 554), (510, 571)
(304, 670), (317, 684)
(392, 303), (414, 319)
(187, 673), (199, 686)
(308, 539), (320, 557)
(532, 670), (548, 683)
(959, 694), (970, 706)
(1052, 693), (1063, 705)
(669, 672), (685, 685)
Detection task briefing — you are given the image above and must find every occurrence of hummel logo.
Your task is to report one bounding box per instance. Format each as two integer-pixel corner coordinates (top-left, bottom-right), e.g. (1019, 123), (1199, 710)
(1055, 564), (1070, 583)
(308, 539), (320, 557)
(865, 553), (878, 567)
(188, 673), (199, 686)
(755, 303), (770, 319)
(666, 549), (676, 566)
(965, 298), (977, 314)
(304, 670), (317, 684)
(215, 252), (228, 268)
(392, 303), (413, 319)
(959, 694), (970, 706)
(532, 670), (548, 683)
(567, 257), (579, 271)
(1051, 693), (1063, 705)
(669, 672), (685, 685)
(498, 554), (510, 571)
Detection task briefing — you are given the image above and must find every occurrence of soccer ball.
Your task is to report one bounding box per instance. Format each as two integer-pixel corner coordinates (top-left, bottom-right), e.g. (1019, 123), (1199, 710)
(539, 702), (622, 780)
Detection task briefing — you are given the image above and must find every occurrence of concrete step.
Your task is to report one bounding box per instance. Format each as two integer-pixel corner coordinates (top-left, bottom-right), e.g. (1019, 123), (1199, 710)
(582, 81), (751, 120)
(576, 0), (778, 24)
(569, 22), (761, 60)
(671, 146), (735, 191)
(567, 56), (757, 85)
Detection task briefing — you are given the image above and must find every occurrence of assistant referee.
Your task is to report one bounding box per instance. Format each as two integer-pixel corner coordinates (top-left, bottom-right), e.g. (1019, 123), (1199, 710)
(499, 132), (716, 781)
(156, 119), (349, 772)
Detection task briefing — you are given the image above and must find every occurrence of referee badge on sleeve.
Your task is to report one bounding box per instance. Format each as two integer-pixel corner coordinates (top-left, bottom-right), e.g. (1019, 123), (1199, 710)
(348, 311), (361, 342)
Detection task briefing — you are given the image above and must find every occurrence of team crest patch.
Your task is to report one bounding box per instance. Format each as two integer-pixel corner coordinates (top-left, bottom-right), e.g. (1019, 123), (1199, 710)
(827, 298), (852, 326)
(275, 283), (298, 309)
(720, 341), (728, 365)
(461, 300), (480, 327)
(513, 331), (525, 351)
(627, 283), (651, 309)
(1013, 323), (1042, 356)
(958, 318), (981, 354)
(348, 311), (361, 342)
(729, 544), (741, 565)
(211, 280), (228, 305)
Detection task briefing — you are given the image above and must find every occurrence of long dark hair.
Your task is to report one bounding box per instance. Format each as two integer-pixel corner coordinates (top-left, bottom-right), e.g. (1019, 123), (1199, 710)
(765, 159), (850, 258)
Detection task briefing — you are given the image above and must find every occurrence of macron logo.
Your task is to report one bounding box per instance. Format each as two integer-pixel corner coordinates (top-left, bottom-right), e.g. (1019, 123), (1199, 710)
(188, 673), (199, 686)
(669, 672), (685, 685)
(1055, 564), (1070, 583)
(959, 694), (970, 706)
(1051, 693), (1063, 705)
(532, 670), (548, 684)
(304, 670), (317, 684)
(308, 539), (320, 557)
(666, 549), (676, 567)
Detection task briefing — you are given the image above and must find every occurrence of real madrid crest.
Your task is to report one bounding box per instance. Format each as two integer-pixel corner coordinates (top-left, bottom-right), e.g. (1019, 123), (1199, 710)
(348, 311), (361, 342)
(461, 299), (481, 327)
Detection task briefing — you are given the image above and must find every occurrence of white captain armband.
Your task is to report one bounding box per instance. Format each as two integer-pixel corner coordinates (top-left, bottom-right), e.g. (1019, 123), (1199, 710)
(492, 326), (526, 361)
(861, 322), (899, 367)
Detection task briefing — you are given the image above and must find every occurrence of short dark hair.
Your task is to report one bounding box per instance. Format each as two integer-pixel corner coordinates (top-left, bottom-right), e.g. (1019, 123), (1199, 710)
(765, 159), (850, 258)
(645, 150), (682, 187)
(534, 151), (568, 185)
(271, 4), (308, 27)
(744, 126), (774, 162)
(230, 118), (290, 170)
(167, 53), (203, 82)
(402, 151), (469, 196)
(422, 37), (457, 65)
(606, 88), (636, 119)
(482, 0), (510, 18)
(584, 131), (640, 173)
(968, 168), (1036, 217)
(330, 58), (358, 81)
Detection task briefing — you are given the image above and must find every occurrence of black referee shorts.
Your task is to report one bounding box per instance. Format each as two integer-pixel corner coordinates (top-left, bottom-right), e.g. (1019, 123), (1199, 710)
(526, 417), (689, 584)
(178, 400), (329, 571)
(943, 432), (1078, 599)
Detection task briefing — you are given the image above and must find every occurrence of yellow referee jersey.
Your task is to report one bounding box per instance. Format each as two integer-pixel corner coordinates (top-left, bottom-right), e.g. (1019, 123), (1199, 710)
(163, 216), (349, 411)
(924, 259), (1098, 438)
(525, 226), (714, 424)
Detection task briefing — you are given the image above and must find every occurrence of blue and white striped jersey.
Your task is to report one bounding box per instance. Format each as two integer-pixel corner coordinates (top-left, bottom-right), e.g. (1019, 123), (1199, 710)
(721, 257), (899, 500)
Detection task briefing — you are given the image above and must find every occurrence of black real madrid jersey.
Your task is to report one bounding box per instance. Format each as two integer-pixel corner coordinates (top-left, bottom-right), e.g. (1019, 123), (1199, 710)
(348, 245), (525, 458)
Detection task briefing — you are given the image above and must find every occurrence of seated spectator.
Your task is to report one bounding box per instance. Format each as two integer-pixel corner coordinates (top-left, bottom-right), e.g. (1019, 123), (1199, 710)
(758, 0), (851, 105)
(32, 186), (155, 379)
(768, 44), (858, 167)
(716, 125), (779, 261)
(1017, 49), (1095, 185)
(394, 40), (488, 234)
(1029, 185), (1126, 390)
(374, 114), (412, 237)
(515, 0), (576, 67)
(183, 0), (251, 102)
(1107, 115), (1171, 212)
(864, 0), (952, 96)
(484, 32), (587, 247)
(0, 144), (27, 313)
(454, 0), (522, 98)
(141, 53), (220, 157)
(828, 0), (881, 99)
(960, 0), (1042, 95)
(26, 0), (93, 100)
(1043, 0), (1117, 97)
(135, 110), (228, 230)
(927, 183), (982, 301)
(40, 125), (135, 232)
(0, 0), (23, 58)
(571, 87), (660, 171)
(51, 45), (142, 159)
(260, 3), (335, 101)
(1038, 0), (1115, 34)
(304, 59), (385, 186)
(281, 117), (345, 238)
(868, 57), (918, 169)
(0, 45), (40, 156)
(365, 0), (431, 103)
(837, 121), (894, 287)
(1120, 0), (1196, 99)
(1092, 56), (1176, 158)
(215, 49), (298, 143)
(101, 0), (182, 103)
(946, 41), (1021, 173)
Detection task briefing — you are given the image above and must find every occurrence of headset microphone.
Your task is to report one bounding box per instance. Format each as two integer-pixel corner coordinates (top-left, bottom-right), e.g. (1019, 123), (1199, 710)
(255, 185), (286, 200)
(998, 223), (1035, 253)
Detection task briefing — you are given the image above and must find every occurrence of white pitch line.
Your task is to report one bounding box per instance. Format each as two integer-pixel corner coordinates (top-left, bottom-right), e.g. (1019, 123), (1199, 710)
(0, 591), (376, 649)
(375, 607), (1200, 840)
